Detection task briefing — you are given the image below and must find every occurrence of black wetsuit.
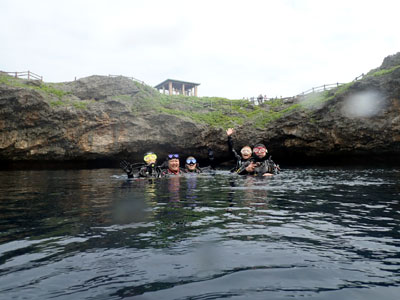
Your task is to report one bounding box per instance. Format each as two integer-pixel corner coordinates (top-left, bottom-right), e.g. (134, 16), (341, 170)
(184, 167), (203, 173)
(138, 164), (163, 178)
(252, 155), (279, 176)
(120, 160), (163, 178)
(227, 136), (253, 175)
(161, 168), (185, 176)
(183, 148), (217, 174)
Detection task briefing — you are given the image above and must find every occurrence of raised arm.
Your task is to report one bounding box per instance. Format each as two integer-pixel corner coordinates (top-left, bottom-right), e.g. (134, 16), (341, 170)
(226, 128), (241, 161)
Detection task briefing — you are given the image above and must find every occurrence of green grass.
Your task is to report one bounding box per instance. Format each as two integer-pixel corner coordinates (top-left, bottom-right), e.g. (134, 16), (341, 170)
(114, 84), (335, 129)
(49, 100), (65, 107)
(123, 89), (271, 128)
(0, 73), (346, 128)
(3, 72), (378, 129)
(367, 65), (400, 77)
(0, 75), (11, 85)
(111, 94), (133, 102)
(73, 102), (89, 109)
(48, 99), (91, 109)
(333, 82), (354, 96)
(0, 74), (69, 99)
(299, 91), (334, 109)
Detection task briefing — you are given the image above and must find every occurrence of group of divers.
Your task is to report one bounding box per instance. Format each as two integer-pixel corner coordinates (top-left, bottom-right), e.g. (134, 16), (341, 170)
(120, 128), (280, 179)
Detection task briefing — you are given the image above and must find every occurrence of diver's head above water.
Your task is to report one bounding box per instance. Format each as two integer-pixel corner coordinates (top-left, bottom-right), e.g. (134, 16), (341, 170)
(144, 152), (157, 165)
(253, 144), (267, 159)
(185, 156), (197, 172)
(240, 146), (252, 160)
(167, 154), (180, 172)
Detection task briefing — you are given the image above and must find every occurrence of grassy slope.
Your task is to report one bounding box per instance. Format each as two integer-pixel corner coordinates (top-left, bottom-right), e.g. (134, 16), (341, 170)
(121, 81), (351, 129)
(0, 75), (94, 110)
(2, 64), (399, 129)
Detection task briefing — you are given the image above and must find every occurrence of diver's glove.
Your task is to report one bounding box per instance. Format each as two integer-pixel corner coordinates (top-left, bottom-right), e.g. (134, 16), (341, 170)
(120, 160), (133, 176)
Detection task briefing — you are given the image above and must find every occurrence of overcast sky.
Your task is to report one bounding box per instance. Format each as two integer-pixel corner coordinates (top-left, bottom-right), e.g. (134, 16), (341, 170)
(1, 0), (399, 99)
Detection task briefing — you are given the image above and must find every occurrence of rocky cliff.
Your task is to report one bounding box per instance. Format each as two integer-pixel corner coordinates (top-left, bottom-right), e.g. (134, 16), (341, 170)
(1, 52), (400, 168)
(0, 75), (224, 168)
(257, 52), (400, 164)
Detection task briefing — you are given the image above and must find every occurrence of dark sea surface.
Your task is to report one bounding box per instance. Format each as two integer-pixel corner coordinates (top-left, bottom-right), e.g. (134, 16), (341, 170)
(0, 168), (399, 300)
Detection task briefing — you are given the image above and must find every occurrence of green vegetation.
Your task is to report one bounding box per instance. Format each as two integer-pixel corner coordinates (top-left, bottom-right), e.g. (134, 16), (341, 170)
(7, 70), (390, 129)
(333, 82), (353, 96)
(72, 101), (89, 109)
(49, 100), (65, 107)
(108, 81), (348, 129)
(37, 84), (68, 99)
(0, 74), (69, 99)
(119, 86), (273, 128)
(1, 74), (93, 110)
(48, 99), (91, 109)
(367, 65), (400, 77)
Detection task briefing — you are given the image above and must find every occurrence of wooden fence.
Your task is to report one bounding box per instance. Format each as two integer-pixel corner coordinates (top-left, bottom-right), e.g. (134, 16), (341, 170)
(108, 74), (145, 85)
(2, 71), (43, 81)
(297, 73), (365, 97)
(297, 82), (345, 96)
(249, 73), (366, 104)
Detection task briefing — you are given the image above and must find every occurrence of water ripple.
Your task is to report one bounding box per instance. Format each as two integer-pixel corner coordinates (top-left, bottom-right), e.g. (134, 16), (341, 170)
(0, 167), (400, 299)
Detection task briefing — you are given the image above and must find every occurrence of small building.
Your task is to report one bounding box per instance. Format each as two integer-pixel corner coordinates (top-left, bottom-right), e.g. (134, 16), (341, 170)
(154, 79), (200, 97)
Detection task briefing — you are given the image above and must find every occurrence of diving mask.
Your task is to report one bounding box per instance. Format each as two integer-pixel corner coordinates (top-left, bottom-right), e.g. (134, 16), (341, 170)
(144, 153), (157, 163)
(240, 148), (252, 155)
(253, 147), (267, 154)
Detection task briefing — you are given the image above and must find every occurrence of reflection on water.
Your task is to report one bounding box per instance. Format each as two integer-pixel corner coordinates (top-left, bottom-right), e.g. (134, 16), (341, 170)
(0, 168), (400, 299)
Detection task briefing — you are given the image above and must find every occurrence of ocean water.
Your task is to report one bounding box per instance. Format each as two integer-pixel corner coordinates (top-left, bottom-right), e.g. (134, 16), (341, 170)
(0, 167), (399, 299)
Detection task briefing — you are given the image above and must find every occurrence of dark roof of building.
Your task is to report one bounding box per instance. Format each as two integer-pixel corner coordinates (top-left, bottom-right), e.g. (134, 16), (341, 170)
(154, 79), (200, 89)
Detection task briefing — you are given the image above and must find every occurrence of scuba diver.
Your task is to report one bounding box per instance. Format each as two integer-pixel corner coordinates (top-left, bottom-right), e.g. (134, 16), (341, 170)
(185, 156), (202, 173)
(246, 143), (280, 176)
(184, 148), (216, 173)
(161, 154), (185, 176)
(120, 152), (162, 178)
(138, 152), (163, 178)
(226, 128), (254, 175)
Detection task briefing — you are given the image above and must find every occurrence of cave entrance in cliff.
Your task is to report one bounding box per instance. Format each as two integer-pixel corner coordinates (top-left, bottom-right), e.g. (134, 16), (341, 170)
(154, 79), (200, 97)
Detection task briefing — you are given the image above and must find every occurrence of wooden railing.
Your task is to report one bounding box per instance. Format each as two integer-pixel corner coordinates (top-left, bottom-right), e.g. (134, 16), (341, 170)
(297, 82), (345, 96)
(295, 73), (365, 98)
(2, 71), (43, 81)
(108, 74), (145, 85)
(248, 72), (366, 104)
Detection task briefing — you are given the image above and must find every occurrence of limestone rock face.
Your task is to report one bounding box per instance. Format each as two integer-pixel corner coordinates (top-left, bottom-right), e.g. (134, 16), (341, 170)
(54, 75), (140, 100)
(241, 53), (400, 164)
(379, 52), (400, 70)
(1, 53), (400, 167)
(0, 79), (224, 165)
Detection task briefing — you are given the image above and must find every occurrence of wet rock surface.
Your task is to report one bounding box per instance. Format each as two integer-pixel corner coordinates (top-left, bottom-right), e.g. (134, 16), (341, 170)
(1, 53), (400, 168)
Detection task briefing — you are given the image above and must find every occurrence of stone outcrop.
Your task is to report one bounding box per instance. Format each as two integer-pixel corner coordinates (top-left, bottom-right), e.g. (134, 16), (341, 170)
(1, 52), (400, 168)
(52, 75), (140, 100)
(0, 76), (224, 167)
(243, 52), (400, 164)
